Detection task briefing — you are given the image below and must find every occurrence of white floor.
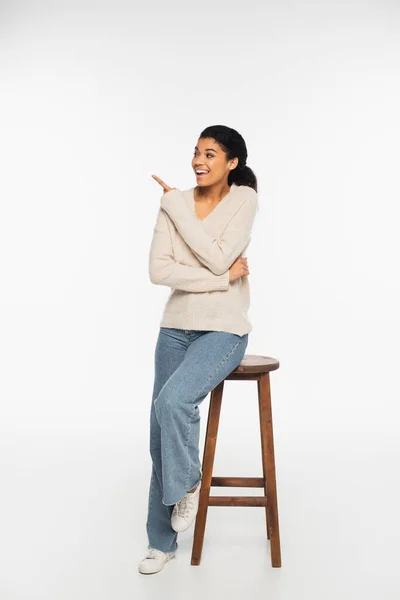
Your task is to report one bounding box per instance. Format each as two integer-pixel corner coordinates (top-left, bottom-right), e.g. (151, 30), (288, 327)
(1, 428), (399, 600)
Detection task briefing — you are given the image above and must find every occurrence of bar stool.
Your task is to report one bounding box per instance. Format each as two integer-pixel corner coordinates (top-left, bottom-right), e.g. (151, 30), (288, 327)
(191, 354), (281, 567)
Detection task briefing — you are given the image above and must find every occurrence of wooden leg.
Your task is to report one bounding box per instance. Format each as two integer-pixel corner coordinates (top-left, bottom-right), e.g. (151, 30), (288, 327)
(258, 373), (282, 567)
(191, 380), (224, 566)
(258, 377), (271, 541)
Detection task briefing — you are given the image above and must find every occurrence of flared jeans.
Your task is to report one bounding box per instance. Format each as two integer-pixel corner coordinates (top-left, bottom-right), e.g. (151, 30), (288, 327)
(146, 327), (249, 554)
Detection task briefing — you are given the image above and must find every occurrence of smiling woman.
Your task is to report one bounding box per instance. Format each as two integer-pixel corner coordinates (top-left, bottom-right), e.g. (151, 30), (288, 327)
(139, 125), (259, 575)
(192, 124), (257, 191)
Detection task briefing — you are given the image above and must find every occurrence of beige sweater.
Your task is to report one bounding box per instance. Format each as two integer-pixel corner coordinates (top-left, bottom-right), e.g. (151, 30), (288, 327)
(148, 182), (259, 336)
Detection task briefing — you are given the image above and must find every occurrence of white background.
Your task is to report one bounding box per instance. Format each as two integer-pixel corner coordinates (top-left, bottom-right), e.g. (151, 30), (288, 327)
(1, 0), (399, 598)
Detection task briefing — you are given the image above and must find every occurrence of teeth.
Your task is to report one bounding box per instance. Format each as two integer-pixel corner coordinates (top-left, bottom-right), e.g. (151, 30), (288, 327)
(196, 170), (209, 174)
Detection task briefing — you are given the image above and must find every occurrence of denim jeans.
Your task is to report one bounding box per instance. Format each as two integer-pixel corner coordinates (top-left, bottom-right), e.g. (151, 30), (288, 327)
(146, 326), (249, 554)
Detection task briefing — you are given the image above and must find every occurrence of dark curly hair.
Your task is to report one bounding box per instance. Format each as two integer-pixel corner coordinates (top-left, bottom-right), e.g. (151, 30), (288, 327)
(198, 124), (257, 192)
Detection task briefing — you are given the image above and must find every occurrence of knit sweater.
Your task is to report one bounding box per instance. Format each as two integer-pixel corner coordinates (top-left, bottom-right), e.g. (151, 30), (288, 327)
(148, 182), (259, 336)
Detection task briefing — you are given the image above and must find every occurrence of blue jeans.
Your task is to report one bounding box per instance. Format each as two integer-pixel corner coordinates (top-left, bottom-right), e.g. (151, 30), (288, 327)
(146, 327), (249, 554)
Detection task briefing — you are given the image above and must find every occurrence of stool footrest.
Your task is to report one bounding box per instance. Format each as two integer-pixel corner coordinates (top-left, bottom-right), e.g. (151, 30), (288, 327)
(208, 496), (268, 507)
(211, 476), (265, 487)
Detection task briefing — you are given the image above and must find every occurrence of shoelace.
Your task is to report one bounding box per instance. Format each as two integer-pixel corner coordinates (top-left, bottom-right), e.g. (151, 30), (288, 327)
(146, 547), (166, 560)
(174, 493), (195, 517)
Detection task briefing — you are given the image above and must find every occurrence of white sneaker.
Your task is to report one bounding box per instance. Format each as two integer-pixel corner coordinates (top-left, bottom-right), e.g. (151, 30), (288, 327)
(171, 481), (202, 532)
(138, 547), (176, 574)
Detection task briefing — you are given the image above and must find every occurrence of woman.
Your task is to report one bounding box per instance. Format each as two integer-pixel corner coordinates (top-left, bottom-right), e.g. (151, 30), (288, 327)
(139, 125), (259, 574)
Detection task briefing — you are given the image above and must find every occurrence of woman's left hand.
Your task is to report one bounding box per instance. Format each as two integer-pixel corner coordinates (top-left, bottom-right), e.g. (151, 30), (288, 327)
(152, 174), (176, 194)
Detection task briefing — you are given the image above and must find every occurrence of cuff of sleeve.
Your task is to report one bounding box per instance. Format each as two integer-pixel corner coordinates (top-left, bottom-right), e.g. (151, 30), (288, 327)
(209, 270), (230, 291)
(160, 189), (181, 209)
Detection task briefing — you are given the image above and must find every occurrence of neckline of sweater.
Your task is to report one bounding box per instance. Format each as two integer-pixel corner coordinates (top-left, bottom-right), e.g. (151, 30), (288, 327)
(189, 183), (238, 223)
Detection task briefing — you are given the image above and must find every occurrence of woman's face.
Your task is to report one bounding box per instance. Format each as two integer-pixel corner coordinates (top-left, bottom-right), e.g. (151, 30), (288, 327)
(192, 137), (238, 187)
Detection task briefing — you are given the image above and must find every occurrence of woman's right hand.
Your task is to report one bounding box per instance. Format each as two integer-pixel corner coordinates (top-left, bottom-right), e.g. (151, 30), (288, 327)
(229, 256), (249, 282)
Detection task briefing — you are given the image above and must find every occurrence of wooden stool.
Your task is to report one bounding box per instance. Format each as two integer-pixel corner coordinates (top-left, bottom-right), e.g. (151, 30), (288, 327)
(191, 354), (281, 567)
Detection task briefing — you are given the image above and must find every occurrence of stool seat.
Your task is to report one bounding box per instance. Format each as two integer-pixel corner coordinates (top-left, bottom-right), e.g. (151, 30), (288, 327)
(191, 353), (282, 568)
(228, 354), (280, 376)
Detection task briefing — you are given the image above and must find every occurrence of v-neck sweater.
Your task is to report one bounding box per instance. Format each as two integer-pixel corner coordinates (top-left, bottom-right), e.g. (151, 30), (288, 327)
(148, 182), (259, 336)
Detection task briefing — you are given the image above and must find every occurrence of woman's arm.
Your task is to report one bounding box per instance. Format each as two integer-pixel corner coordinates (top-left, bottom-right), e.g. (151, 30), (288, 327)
(149, 207), (230, 292)
(160, 185), (258, 276)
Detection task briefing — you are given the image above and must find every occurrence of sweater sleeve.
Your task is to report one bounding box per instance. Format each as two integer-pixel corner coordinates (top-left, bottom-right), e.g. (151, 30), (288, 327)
(160, 186), (258, 276)
(149, 207), (230, 292)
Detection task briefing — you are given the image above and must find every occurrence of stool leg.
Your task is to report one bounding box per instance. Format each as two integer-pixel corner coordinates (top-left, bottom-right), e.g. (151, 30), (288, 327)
(191, 380), (224, 566)
(258, 378), (271, 541)
(258, 373), (282, 567)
